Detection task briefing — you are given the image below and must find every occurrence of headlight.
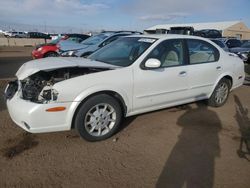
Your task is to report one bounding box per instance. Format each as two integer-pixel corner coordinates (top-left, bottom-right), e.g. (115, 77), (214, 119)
(37, 47), (43, 52)
(38, 85), (59, 103)
(61, 50), (76, 57)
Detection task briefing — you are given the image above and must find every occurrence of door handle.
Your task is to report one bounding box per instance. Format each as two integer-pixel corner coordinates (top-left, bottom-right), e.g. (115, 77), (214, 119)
(216, 66), (222, 71)
(179, 71), (187, 77)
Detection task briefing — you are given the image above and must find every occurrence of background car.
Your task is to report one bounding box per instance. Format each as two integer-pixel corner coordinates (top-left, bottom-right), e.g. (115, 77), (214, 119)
(223, 38), (242, 48)
(210, 39), (229, 52)
(230, 40), (250, 63)
(27, 32), (51, 39)
(194, 29), (222, 38)
(32, 33), (90, 59)
(241, 40), (250, 45)
(5, 35), (245, 141)
(59, 31), (142, 57)
(4, 31), (27, 38)
(168, 27), (195, 35)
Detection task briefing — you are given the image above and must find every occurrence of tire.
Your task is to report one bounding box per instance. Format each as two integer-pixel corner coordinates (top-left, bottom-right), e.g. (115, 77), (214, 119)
(74, 94), (122, 141)
(44, 52), (58, 58)
(208, 78), (231, 107)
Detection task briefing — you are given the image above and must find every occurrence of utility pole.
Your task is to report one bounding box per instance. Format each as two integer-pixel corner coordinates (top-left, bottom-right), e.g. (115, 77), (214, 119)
(44, 20), (47, 33)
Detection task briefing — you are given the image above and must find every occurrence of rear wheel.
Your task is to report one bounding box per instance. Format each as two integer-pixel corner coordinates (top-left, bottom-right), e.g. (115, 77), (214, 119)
(74, 94), (122, 141)
(208, 78), (231, 107)
(44, 52), (58, 57)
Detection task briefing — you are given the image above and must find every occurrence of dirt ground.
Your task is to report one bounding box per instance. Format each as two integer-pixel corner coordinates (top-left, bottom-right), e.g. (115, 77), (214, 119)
(0, 48), (250, 188)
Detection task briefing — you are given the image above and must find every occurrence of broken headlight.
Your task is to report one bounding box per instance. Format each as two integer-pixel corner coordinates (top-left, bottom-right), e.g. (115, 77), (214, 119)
(38, 85), (59, 102)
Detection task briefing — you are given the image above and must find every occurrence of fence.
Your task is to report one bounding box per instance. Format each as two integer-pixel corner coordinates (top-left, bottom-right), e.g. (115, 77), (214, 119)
(0, 38), (51, 46)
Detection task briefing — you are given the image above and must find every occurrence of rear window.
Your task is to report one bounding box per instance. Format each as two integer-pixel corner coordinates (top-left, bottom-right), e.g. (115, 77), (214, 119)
(187, 39), (220, 64)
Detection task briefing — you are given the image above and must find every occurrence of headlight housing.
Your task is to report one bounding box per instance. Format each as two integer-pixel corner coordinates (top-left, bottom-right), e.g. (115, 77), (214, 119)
(38, 86), (59, 103)
(37, 47), (43, 52)
(61, 50), (76, 57)
(21, 77), (59, 104)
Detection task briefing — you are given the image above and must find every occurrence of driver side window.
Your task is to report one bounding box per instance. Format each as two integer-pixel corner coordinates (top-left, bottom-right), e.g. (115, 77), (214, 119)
(146, 39), (184, 67)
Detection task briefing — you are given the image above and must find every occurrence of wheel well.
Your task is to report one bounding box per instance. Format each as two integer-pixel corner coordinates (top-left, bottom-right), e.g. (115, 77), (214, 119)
(71, 91), (127, 129)
(44, 51), (58, 56)
(222, 75), (233, 89)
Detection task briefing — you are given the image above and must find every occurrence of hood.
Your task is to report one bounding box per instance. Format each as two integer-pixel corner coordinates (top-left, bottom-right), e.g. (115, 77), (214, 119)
(59, 40), (89, 51)
(16, 57), (120, 80)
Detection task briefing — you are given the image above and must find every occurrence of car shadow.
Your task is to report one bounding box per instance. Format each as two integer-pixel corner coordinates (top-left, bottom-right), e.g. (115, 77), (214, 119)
(156, 102), (222, 188)
(244, 76), (250, 86)
(0, 85), (7, 112)
(234, 95), (250, 161)
(245, 64), (250, 75)
(119, 116), (137, 132)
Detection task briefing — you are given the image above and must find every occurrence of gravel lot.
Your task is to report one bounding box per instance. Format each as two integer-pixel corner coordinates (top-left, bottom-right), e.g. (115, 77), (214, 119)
(0, 47), (250, 188)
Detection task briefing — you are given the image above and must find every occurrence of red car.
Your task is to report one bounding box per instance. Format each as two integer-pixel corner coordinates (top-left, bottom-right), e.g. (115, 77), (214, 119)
(32, 34), (90, 59)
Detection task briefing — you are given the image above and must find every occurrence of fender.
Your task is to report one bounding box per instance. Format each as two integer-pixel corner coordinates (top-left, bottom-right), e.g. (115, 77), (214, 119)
(65, 84), (131, 128)
(208, 71), (234, 98)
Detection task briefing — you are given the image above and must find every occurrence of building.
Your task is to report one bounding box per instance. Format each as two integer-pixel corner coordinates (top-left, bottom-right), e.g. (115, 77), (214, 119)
(145, 21), (250, 40)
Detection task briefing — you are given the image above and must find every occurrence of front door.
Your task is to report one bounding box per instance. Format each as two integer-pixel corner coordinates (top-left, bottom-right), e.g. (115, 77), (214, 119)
(133, 39), (189, 113)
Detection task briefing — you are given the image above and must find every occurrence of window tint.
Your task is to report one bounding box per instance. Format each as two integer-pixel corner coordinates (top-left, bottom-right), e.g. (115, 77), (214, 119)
(187, 39), (219, 64)
(146, 39), (184, 67)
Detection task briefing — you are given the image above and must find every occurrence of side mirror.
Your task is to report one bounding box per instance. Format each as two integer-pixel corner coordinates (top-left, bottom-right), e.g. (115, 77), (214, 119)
(144, 58), (161, 69)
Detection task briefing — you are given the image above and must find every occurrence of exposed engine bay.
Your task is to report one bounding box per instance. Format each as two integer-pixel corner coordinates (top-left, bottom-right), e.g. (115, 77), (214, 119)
(19, 67), (110, 103)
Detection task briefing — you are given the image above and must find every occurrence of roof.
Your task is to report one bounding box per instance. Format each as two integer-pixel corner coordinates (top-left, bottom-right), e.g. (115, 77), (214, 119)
(127, 34), (213, 41)
(146, 21), (242, 31)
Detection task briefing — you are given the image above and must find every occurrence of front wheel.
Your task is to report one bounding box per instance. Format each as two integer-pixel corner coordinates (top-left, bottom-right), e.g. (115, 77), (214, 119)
(74, 94), (122, 141)
(208, 79), (231, 107)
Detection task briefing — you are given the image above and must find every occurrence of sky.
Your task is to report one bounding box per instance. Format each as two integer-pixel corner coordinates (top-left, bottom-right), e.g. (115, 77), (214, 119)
(0, 0), (249, 33)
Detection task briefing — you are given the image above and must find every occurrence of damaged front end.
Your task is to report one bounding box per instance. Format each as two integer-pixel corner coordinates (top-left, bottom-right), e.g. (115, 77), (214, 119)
(5, 67), (110, 103)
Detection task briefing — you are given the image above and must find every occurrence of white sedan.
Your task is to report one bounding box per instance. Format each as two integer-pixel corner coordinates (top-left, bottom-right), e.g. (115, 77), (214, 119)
(5, 34), (245, 141)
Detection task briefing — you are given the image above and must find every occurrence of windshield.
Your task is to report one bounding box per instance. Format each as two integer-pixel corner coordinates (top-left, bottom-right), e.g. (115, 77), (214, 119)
(50, 37), (62, 44)
(88, 37), (156, 67)
(241, 41), (250, 48)
(81, 33), (110, 45)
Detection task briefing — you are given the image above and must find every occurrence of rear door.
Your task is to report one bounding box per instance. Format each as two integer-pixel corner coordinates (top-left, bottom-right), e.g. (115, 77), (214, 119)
(185, 39), (221, 99)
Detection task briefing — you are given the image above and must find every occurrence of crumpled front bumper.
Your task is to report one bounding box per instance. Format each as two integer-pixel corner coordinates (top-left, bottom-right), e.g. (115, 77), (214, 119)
(6, 91), (79, 133)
